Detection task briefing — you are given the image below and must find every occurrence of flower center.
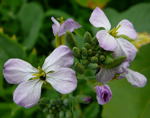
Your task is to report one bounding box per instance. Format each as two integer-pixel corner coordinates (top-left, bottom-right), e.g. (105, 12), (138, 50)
(32, 67), (46, 81)
(103, 92), (108, 102)
(109, 25), (121, 37)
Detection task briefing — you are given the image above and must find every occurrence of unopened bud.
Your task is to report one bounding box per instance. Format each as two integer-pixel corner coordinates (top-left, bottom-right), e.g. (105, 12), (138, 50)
(81, 47), (87, 56)
(73, 47), (80, 58)
(89, 63), (99, 69)
(99, 55), (105, 61)
(65, 32), (76, 49)
(85, 43), (91, 49)
(82, 96), (92, 104)
(84, 32), (92, 43)
(82, 60), (89, 65)
(74, 62), (84, 74)
(88, 49), (93, 56)
(91, 56), (98, 63)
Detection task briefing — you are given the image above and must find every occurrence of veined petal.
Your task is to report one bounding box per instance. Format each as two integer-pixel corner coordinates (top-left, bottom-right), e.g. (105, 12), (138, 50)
(125, 69), (147, 87)
(96, 68), (116, 83)
(95, 85), (112, 105)
(51, 17), (61, 36)
(58, 18), (81, 36)
(3, 59), (38, 84)
(89, 7), (111, 30)
(46, 68), (77, 94)
(117, 19), (137, 39)
(13, 79), (43, 108)
(42, 45), (74, 73)
(116, 61), (129, 74)
(114, 38), (137, 62)
(96, 30), (117, 51)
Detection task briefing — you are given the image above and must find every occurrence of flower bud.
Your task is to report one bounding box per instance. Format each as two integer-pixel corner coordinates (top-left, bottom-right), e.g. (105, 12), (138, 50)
(95, 85), (112, 105)
(85, 43), (91, 49)
(82, 96), (92, 104)
(74, 62), (84, 74)
(73, 47), (80, 58)
(65, 32), (76, 49)
(99, 55), (105, 62)
(82, 60), (89, 65)
(84, 32), (92, 43)
(91, 56), (98, 63)
(81, 47), (88, 56)
(88, 49), (93, 56)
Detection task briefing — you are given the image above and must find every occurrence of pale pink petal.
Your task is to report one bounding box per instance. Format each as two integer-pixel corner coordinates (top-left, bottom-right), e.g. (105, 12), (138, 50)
(117, 19), (137, 39)
(3, 59), (38, 84)
(51, 17), (61, 36)
(114, 38), (137, 62)
(89, 7), (111, 30)
(42, 45), (74, 73)
(125, 69), (147, 87)
(13, 79), (43, 108)
(96, 30), (117, 51)
(58, 18), (81, 36)
(46, 68), (77, 94)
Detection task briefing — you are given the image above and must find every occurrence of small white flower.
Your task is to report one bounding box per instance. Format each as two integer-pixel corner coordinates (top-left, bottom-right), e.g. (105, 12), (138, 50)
(51, 17), (81, 36)
(90, 7), (137, 62)
(97, 62), (147, 87)
(3, 45), (77, 108)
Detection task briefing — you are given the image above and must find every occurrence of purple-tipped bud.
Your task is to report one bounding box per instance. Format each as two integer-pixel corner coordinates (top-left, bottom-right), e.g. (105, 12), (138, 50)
(82, 96), (92, 104)
(95, 85), (112, 105)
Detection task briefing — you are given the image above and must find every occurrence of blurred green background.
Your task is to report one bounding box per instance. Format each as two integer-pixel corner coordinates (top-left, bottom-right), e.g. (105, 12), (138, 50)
(0, 0), (150, 118)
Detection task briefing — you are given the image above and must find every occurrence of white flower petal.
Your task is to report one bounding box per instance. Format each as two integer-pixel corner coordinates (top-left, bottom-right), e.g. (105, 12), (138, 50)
(3, 59), (38, 84)
(96, 30), (117, 51)
(51, 17), (61, 36)
(42, 45), (74, 73)
(46, 68), (77, 94)
(89, 7), (111, 30)
(13, 79), (43, 108)
(58, 18), (81, 36)
(96, 68), (116, 84)
(116, 61), (129, 74)
(114, 38), (137, 62)
(125, 69), (147, 87)
(117, 19), (137, 39)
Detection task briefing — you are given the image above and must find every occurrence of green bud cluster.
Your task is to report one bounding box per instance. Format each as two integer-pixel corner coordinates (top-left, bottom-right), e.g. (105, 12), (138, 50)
(72, 32), (126, 73)
(39, 98), (70, 118)
(72, 32), (106, 73)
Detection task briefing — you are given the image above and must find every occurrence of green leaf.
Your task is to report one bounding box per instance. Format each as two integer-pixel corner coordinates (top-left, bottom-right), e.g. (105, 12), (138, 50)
(102, 44), (150, 118)
(18, 2), (44, 50)
(0, 33), (26, 58)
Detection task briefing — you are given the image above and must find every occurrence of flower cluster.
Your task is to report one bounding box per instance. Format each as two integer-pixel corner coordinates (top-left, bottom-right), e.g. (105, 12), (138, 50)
(3, 7), (147, 109)
(90, 7), (147, 104)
